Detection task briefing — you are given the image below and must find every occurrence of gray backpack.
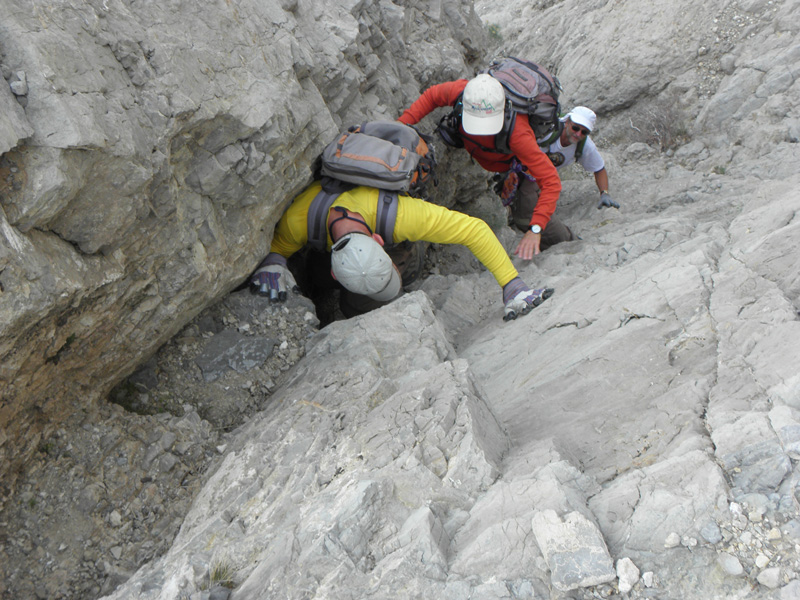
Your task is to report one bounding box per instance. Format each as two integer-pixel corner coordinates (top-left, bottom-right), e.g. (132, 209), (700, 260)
(487, 57), (562, 153)
(319, 121), (436, 196)
(307, 121), (438, 252)
(436, 57), (562, 156)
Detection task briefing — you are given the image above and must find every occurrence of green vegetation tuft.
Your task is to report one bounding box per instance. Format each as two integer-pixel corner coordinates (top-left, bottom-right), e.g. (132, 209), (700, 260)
(209, 561), (236, 589)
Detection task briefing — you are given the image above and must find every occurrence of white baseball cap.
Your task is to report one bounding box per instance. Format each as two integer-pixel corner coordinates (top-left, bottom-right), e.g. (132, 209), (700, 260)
(461, 74), (506, 135)
(331, 233), (402, 302)
(565, 106), (596, 132)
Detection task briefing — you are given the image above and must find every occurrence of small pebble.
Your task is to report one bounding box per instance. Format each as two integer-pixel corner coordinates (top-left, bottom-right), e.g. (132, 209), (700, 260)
(681, 535), (698, 548)
(718, 552), (744, 576)
(757, 567), (781, 589)
(642, 571), (655, 587)
(616, 557), (640, 594)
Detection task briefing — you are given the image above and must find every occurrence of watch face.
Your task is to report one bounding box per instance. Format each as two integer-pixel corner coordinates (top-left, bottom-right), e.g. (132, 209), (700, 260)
(531, 225), (542, 234)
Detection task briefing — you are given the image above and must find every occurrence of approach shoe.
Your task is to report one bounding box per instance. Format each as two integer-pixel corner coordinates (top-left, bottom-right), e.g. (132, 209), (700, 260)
(503, 287), (554, 322)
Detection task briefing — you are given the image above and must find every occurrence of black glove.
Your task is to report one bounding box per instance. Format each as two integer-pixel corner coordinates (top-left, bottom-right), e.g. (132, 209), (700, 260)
(492, 173), (505, 196)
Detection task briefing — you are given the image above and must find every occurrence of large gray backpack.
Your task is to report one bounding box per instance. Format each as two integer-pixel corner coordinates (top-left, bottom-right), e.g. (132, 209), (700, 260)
(319, 121), (436, 196)
(487, 57), (562, 154)
(436, 57), (562, 156)
(307, 121), (437, 252)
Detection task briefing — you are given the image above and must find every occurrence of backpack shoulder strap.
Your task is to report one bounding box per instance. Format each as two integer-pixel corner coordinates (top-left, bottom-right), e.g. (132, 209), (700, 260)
(435, 93), (465, 149)
(575, 136), (586, 162)
(538, 121), (563, 149)
(536, 121), (584, 160)
(306, 185), (342, 252)
(375, 190), (399, 247)
(493, 99), (517, 155)
(307, 184), (399, 252)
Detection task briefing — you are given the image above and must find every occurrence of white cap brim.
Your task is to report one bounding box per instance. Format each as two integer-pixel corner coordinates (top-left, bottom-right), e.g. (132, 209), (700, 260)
(568, 112), (594, 132)
(462, 111), (505, 136)
(367, 266), (402, 301)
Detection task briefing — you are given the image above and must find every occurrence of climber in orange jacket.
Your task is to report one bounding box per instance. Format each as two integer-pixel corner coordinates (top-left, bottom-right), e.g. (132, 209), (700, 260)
(398, 73), (565, 259)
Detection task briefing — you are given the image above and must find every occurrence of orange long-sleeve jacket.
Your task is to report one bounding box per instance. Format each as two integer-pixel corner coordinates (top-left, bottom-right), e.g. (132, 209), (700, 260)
(398, 79), (562, 230)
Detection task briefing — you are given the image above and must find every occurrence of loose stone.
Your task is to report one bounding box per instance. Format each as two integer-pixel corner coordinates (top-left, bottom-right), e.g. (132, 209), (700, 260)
(616, 557), (640, 593)
(642, 571), (655, 587)
(718, 552), (744, 576)
(757, 567), (782, 589)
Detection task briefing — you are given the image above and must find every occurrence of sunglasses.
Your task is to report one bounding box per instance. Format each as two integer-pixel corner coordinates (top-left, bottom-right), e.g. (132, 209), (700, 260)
(570, 124), (590, 136)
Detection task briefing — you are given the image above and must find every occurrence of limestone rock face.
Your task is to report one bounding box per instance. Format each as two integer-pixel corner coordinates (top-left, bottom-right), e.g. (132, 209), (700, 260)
(0, 0), (486, 481)
(479, 0), (800, 178)
(4, 0), (800, 598)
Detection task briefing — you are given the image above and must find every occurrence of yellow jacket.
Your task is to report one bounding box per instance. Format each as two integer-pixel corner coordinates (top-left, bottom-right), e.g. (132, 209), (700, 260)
(270, 182), (519, 288)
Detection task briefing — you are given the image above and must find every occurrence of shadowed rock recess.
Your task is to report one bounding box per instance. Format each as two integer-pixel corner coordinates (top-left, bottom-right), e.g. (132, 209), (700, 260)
(2, 0), (800, 598)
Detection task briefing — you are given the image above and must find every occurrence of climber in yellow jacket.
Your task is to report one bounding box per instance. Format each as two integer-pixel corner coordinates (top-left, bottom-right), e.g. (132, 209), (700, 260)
(251, 181), (554, 321)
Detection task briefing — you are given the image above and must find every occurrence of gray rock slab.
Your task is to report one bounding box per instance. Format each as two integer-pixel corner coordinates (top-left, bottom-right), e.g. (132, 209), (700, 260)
(0, 77), (33, 154)
(101, 295), (521, 599)
(588, 450), (729, 557)
(713, 411), (792, 494)
(531, 509), (616, 591)
(194, 329), (276, 382)
(449, 439), (597, 588)
(459, 232), (720, 484)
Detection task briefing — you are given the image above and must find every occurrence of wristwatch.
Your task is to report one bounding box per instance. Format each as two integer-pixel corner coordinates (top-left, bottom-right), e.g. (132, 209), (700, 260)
(530, 224), (542, 234)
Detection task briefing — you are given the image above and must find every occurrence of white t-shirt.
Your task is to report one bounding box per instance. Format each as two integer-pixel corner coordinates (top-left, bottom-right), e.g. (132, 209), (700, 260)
(538, 134), (605, 174)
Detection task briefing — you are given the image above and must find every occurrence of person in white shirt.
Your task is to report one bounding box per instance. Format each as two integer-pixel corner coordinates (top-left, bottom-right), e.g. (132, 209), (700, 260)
(508, 106), (618, 240)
